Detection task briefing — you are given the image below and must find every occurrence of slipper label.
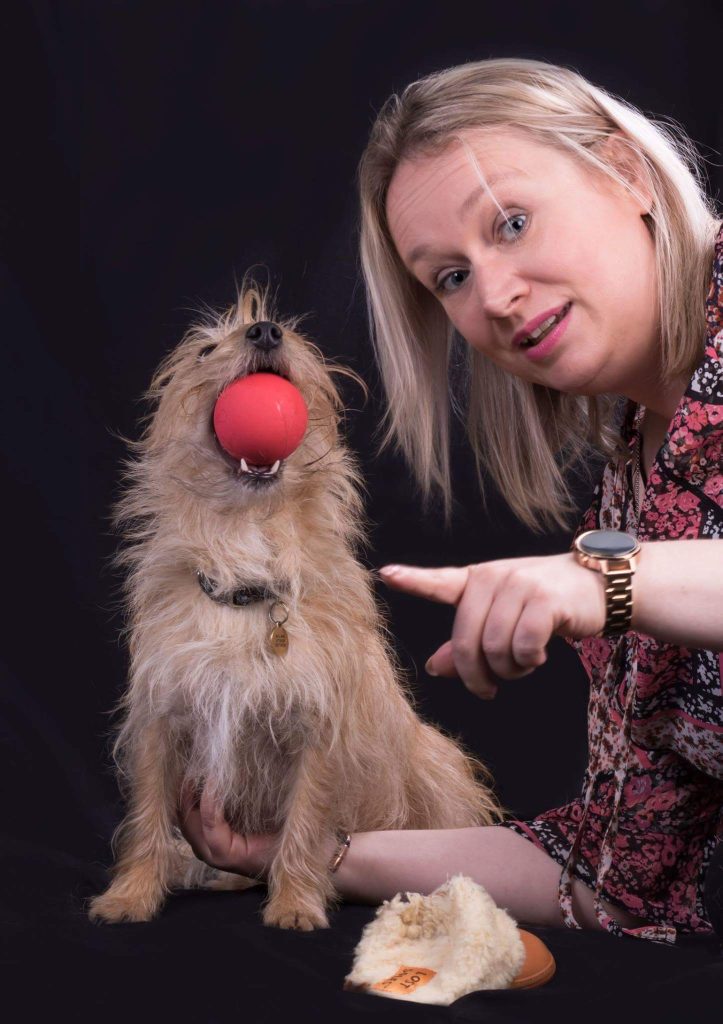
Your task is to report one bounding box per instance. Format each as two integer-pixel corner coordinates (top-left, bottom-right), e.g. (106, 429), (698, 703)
(372, 965), (437, 995)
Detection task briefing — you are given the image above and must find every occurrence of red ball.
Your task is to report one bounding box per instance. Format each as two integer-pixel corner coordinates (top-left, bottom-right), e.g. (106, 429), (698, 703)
(212, 373), (308, 464)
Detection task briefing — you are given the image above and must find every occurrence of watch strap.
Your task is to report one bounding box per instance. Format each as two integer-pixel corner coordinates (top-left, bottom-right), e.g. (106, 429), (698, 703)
(600, 560), (635, 637)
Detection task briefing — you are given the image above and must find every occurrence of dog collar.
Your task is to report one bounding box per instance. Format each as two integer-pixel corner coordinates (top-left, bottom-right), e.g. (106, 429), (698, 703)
(196, 570), (280, 607)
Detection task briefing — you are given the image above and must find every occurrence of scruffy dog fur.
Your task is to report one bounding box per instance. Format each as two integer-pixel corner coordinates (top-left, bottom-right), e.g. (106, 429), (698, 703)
(88, 280), (505, 931)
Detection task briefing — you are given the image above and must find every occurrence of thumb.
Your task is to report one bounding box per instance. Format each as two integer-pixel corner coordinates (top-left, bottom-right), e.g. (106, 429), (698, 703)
(424, 639), (458, 677)
(199, 785), (225, 832)
(425, 639), (500, 698)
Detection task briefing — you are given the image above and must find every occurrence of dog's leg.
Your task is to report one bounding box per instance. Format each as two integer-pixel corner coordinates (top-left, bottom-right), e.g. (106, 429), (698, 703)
(262, 744), (337, 931)
(88, 717), (178, 924)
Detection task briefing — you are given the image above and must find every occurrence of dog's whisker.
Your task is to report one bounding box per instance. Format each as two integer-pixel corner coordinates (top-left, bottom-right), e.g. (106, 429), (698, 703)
(300, 446), (336, 469)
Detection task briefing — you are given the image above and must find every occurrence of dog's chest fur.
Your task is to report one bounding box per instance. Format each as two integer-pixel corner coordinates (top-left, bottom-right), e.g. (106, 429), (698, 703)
(174, 695), (322, 834)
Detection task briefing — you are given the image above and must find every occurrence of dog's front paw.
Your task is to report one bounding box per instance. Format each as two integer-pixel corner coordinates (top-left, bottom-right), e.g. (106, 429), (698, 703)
(262, 900), (330, 931)
(87, 874), (165, 924)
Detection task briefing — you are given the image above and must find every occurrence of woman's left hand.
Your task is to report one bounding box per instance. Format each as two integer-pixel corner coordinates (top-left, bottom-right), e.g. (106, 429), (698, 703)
(378, 552), (606, 700)
(177, 781), (279, 879)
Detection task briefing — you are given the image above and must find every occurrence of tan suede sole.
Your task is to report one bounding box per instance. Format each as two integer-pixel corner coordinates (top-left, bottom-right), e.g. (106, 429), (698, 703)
(508, 930), (557, 989)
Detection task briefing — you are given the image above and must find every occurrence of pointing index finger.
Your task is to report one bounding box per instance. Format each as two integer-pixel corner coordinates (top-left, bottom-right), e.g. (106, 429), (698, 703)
(378, 564), (470, 605)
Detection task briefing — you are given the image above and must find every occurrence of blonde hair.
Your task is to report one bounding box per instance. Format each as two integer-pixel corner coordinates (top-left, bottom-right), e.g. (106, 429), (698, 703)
(357, 57), (721, 533)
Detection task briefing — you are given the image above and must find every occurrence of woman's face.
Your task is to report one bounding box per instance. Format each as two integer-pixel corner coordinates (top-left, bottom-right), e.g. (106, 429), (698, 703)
(386, 128), (660, 402)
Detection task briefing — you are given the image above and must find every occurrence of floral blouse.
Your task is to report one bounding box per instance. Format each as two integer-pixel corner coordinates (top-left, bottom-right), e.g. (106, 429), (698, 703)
(499, 223), (723, 945)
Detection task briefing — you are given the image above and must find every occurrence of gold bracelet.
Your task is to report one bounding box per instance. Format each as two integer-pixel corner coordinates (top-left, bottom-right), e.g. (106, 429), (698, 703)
(329, 830), (352, 873)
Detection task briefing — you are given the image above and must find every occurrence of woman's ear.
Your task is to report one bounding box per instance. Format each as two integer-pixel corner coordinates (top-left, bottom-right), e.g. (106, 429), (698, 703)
(595, 131), (655, 217)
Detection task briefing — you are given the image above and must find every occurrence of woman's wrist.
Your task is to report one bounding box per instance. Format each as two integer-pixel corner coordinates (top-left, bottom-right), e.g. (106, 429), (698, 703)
(244, 830), (354, 882)
(244, 833), (279, 877)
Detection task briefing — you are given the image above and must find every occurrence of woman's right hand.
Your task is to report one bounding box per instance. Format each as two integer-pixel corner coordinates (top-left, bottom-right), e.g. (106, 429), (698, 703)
(177, 780), (279, 879)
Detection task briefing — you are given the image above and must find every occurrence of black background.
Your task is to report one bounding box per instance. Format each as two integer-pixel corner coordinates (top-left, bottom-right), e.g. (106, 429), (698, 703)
(3, 1), (722, 1019)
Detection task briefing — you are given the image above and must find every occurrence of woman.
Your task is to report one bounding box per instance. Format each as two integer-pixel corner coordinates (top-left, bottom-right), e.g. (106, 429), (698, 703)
(179, 58), (723, 944)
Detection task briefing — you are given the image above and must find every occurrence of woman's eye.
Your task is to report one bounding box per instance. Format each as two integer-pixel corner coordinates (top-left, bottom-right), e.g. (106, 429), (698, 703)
(434, 270), (468, 294)
(497, 212), (527, 242)
(198, 344), (217, 359)
(433, 213), (528, 294)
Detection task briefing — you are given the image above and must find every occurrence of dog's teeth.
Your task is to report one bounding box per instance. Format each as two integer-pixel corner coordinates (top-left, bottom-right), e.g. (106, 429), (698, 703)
(238, 456), (282, 478)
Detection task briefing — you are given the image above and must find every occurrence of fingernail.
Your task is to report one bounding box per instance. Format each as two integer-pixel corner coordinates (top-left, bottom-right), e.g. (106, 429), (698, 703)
(379, 564), (401, 576)
(424, 658), (438, 676)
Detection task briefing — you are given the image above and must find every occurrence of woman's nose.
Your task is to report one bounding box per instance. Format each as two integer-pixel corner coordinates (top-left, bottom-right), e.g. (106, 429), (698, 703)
(474, 258), (529, 319)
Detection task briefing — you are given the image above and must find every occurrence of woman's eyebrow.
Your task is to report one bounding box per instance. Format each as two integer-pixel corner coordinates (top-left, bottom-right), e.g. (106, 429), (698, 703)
(457, 170), (527, 218)
(407, 170), (528, 266)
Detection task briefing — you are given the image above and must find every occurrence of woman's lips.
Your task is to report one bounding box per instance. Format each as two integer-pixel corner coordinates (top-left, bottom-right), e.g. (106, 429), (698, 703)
(520, 302), (572, 361)
(513, 301), (571, 348)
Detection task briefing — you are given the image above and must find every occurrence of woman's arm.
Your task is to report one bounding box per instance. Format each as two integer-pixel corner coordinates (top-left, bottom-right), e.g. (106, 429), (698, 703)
(378, 538), (723, 699)
(629, 538), (723, 651)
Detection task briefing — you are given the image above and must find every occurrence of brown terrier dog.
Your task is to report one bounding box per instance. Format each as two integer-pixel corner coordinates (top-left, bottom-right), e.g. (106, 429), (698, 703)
(88, 279), (505, 931)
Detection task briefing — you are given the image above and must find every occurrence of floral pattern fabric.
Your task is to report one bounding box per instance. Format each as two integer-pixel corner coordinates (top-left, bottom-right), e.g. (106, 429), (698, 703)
(498, 223), (723, 944)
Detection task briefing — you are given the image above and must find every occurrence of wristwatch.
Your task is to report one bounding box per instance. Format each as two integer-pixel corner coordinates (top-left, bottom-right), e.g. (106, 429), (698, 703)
(572, 530), (642, 638)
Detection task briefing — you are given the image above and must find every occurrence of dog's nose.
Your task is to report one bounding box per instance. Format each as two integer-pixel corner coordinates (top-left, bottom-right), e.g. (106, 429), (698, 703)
(245, 321), (283, 353)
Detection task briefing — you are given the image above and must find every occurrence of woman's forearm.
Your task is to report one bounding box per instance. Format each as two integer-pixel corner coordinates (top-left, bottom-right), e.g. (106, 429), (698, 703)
(328, 827), (654, 931)
(332, 829), (476, 904)
(630, 538), (723, 650)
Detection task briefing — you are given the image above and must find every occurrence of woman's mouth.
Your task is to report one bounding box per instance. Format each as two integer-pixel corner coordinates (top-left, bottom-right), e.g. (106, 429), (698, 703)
(519, 302), (572, 360)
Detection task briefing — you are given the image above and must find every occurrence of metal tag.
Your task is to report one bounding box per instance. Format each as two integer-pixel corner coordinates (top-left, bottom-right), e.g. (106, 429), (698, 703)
(268, 624), (289, 655)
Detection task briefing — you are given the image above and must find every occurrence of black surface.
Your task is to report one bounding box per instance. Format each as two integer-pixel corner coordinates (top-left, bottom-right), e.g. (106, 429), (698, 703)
(4, 835), (723, 1023)
(3, 0), (722, 1019)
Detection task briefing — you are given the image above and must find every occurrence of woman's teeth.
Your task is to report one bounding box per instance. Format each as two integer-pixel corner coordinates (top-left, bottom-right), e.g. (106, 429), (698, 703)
(521, 302), (571, 348)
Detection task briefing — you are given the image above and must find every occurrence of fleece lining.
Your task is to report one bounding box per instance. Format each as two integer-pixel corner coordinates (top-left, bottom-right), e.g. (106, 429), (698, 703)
(343, 873), (526, 1005)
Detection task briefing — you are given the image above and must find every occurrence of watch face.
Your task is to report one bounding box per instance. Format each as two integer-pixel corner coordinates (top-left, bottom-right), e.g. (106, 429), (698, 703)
(577, 530), (638, 557)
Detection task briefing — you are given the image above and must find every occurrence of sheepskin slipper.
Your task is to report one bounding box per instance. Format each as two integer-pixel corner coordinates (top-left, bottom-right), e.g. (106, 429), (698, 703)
(343, 873), (555, 1005)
